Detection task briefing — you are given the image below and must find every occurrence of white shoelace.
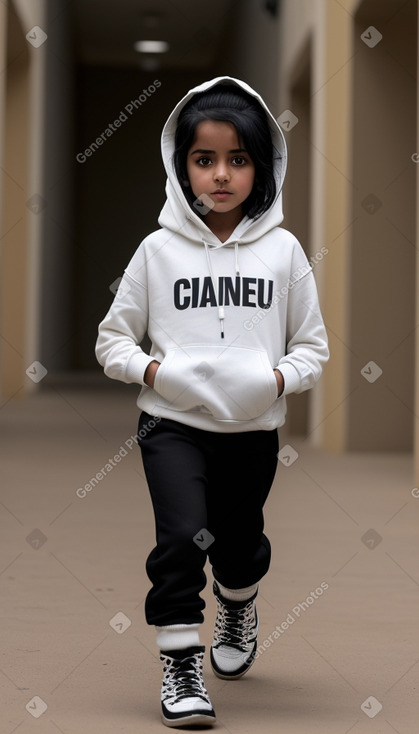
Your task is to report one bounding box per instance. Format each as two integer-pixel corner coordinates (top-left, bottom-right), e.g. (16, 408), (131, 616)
(213, 598), (256, 650)
(160, 651), (211, 705)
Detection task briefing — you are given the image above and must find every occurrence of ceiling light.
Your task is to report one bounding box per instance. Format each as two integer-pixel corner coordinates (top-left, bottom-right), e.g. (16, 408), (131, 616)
(133, 40), (169, 54)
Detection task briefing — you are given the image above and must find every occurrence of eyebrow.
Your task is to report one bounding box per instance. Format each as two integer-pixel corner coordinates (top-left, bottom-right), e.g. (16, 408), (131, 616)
(190, 148), (247, 155)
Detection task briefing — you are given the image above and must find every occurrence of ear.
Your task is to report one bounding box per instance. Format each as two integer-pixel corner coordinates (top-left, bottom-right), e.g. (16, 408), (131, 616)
(182, 179), (190, 187)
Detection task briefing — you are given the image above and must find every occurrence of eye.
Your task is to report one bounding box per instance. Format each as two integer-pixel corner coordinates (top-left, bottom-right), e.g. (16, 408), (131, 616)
(196, 156), (212, 166)
(231, 156), (247, 165)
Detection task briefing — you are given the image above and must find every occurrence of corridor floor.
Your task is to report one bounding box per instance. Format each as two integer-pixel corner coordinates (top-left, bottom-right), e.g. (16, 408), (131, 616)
(1, 374), (417, 734)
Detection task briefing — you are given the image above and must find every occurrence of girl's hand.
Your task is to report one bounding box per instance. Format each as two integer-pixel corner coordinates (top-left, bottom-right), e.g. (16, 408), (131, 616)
(274, 369), (284, 397)
(144, 360), (161, 388)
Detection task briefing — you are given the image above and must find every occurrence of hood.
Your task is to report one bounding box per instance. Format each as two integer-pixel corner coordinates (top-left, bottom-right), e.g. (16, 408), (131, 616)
(158, 76), (287, 247)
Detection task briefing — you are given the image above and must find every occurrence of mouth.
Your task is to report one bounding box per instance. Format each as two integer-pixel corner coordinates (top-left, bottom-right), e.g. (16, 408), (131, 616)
(212, 190), (233, 199)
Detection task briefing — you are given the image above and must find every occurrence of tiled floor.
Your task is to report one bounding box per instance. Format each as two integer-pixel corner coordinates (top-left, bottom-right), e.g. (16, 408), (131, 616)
(1, 375), (417, 733)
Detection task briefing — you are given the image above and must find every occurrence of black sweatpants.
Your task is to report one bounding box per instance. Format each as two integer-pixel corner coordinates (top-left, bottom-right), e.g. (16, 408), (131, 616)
(137, 411), (279, 626)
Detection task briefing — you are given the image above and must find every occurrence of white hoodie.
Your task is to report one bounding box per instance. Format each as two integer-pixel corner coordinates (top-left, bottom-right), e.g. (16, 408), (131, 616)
(95, 76), (329, 432)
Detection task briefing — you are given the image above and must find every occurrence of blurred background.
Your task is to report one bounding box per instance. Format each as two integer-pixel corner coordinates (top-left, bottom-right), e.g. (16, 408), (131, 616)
(0, 0), (417, 461)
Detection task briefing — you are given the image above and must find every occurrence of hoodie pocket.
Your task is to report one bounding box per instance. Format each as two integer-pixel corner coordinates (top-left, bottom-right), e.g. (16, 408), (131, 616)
(153, 345), (278, 422)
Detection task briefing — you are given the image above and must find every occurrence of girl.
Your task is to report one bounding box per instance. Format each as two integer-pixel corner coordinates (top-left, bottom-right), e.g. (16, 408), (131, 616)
(96, 76), (329, 728)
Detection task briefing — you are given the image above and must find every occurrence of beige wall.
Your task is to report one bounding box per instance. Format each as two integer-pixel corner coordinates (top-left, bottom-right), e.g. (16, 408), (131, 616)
(0, 0), (48, 402)
(0, 1), (30, 401)
(0, 3), (8, 397)
(278, 0), (418, 460)
(0, 0), (76, 400)
(349, 1), (416, 451)
(278, 0), (355, 450)
(415, 3), (419, 483)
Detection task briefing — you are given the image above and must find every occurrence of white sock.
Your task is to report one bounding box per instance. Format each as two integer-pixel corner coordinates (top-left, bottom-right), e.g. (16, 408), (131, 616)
(216, 582), (258, 602)
(155, 623), (201, 651)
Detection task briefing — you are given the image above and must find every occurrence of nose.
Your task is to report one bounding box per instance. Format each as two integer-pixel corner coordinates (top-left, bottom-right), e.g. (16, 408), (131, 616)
(213, 162), (229, 182)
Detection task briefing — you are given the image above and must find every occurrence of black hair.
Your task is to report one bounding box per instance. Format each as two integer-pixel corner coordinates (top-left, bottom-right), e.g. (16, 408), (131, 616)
(173, 84), (277, 220)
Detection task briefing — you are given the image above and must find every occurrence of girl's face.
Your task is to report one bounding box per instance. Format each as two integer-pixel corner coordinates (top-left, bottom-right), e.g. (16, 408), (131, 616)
(185, 120), (255, 230)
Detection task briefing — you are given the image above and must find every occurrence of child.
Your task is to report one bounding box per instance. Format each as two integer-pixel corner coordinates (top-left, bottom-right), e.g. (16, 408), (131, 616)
(95, 76), (329, 727)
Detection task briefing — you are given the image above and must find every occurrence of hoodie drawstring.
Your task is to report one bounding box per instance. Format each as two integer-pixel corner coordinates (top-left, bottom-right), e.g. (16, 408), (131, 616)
(203, 240), (240, 339)
(234, 241), (240, 276)
(204, 241), (224, 338)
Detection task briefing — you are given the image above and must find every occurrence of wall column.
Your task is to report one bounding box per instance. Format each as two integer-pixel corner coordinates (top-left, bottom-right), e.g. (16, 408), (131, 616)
(311, 0), (353, 451)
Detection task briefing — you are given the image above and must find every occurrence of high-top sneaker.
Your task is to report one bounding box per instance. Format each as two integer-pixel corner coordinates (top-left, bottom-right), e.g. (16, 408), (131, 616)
(159, 645), (216, 727)
(210, 581), (259, 680)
